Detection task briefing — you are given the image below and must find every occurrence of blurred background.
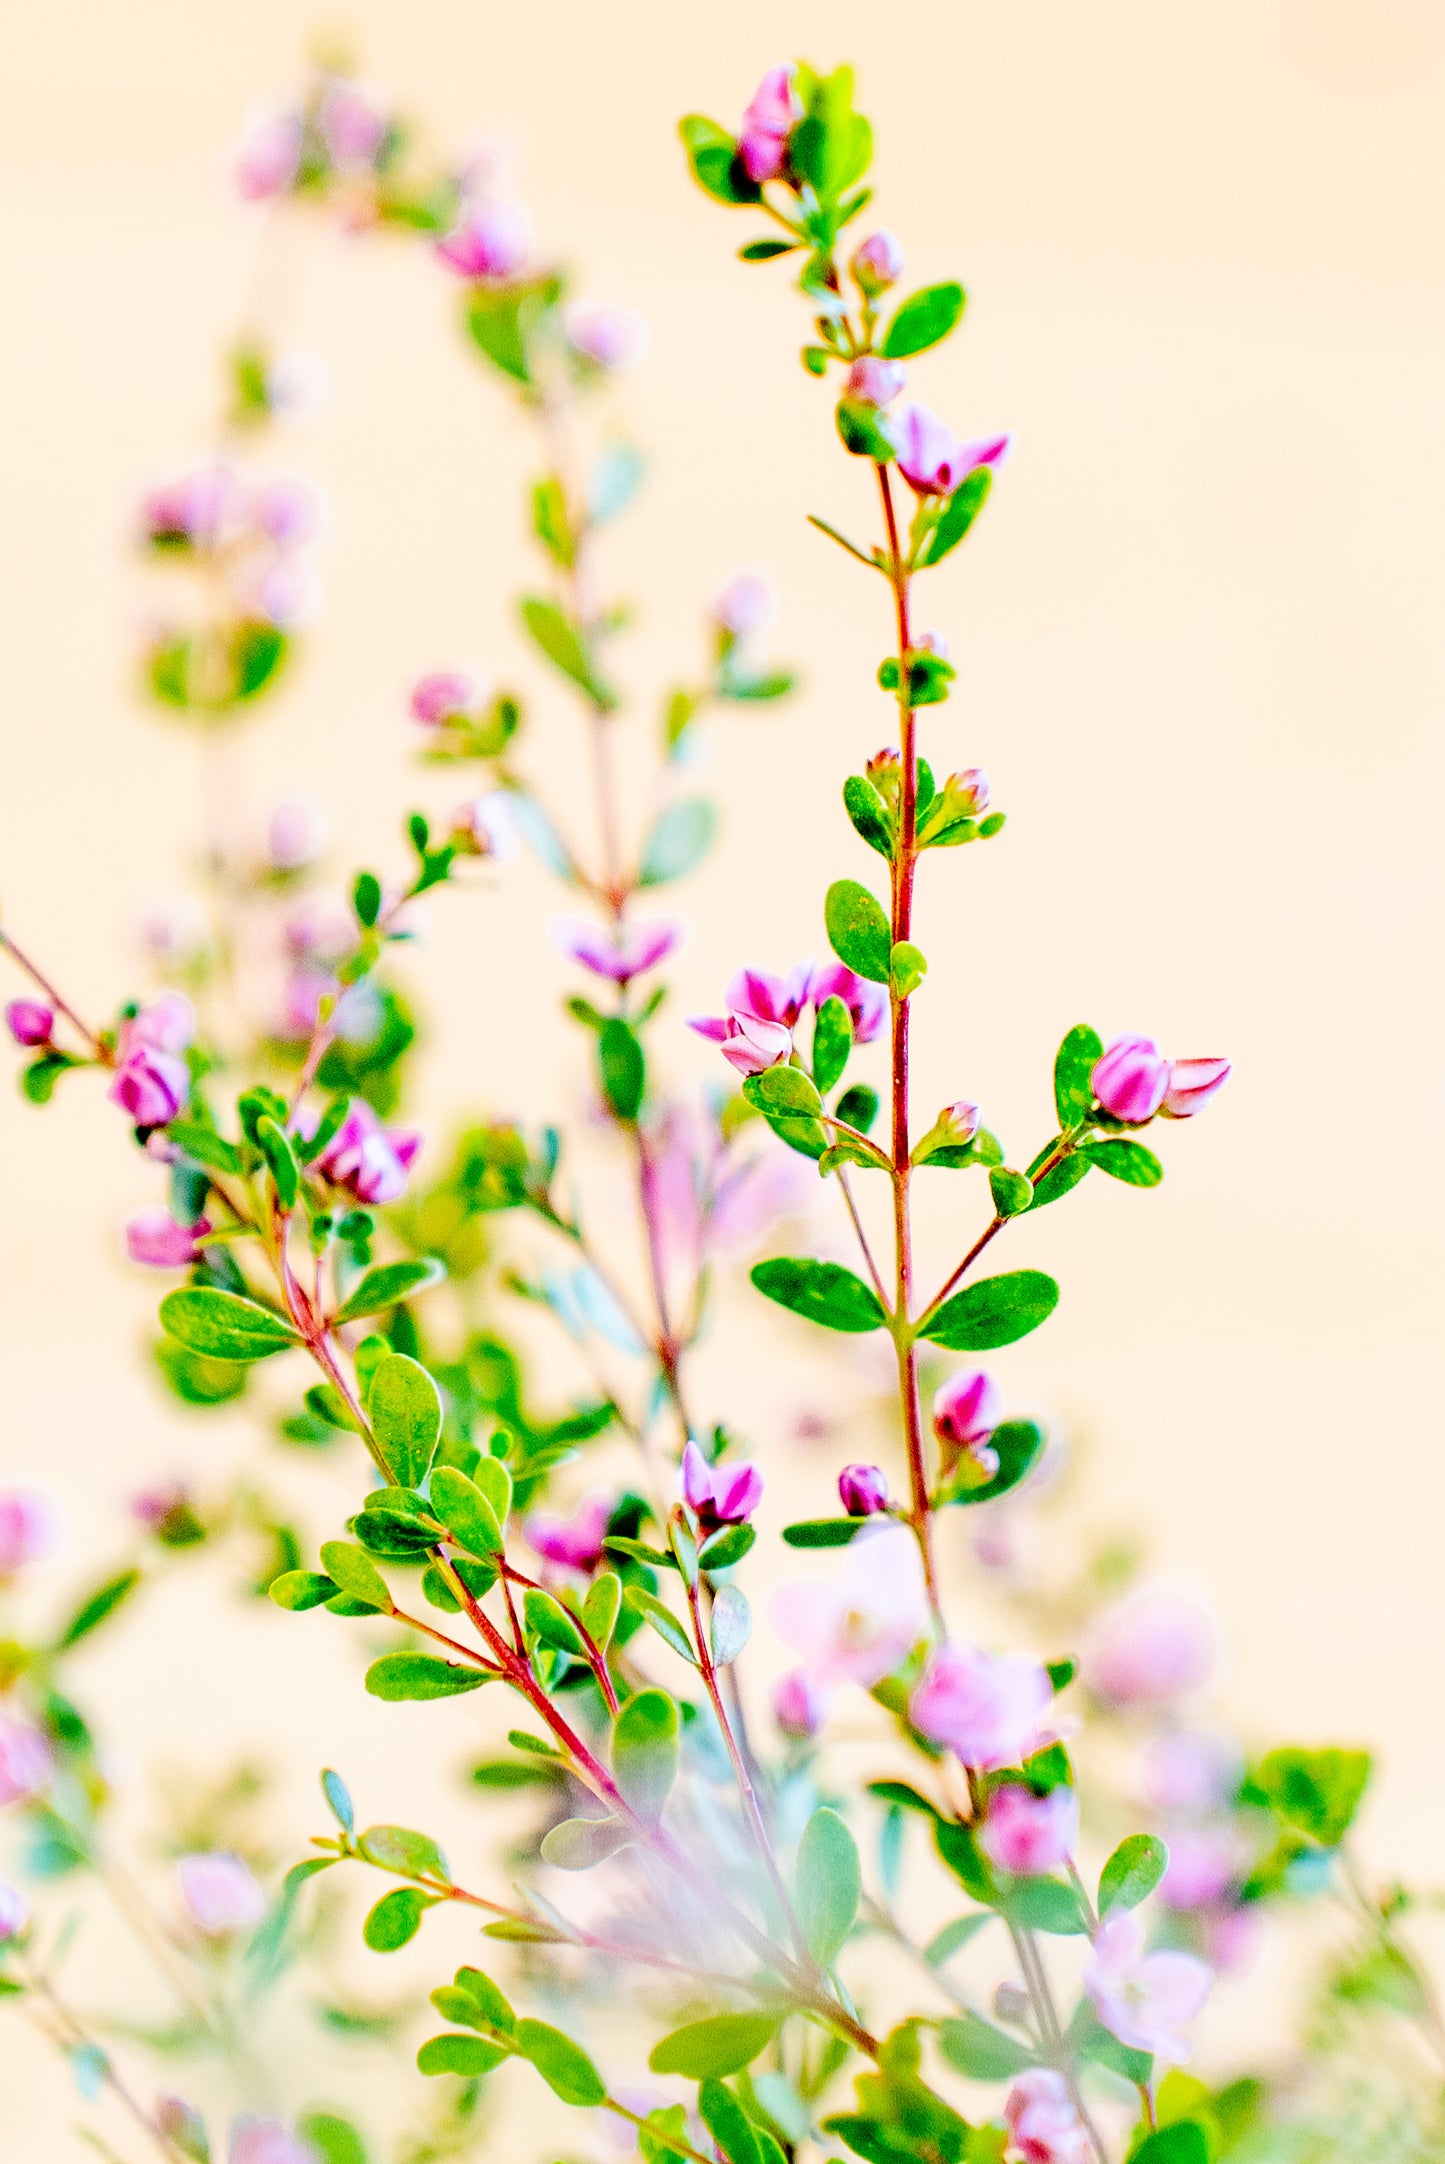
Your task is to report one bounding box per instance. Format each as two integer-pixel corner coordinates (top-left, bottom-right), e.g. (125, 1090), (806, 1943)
(1, 0), (1443, 2151)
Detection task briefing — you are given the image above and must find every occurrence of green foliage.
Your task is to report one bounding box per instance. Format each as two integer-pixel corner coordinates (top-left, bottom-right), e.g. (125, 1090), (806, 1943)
(56, 1568), (141, 1649)
(269, 1570), (336, 1611)
(922, 1270), (1059, 1351)
(743, 1065), (828, 1160)
(638, 797), (717, 886)
(679, 115), (761, 206)
(319, 1541), (389, 1612)
(837, 398), (898, 462)
(825, 879), (892, 984)
(699, 2079), (766, 2164)
(334, 1257), (446, 1323)
(598, 1016), (646, 1121)
(1054, 1024), (1103, 1127)
(523, 1588), (585, 1656)
(988, 1167), (1033, 1217)
(812, 996), (854, 1094)
(1099, 1833), (1169, 1916)
(1130, 2126), (1209, 2164)
(751, 1257), (886, 1332)
(540, 1816), (631, 1869)
(429, 1467), (505, 1558)
(623, 1585), (696, 1664)
(792, 64), (873, 201)
(367, 1355), (442, 1487)
(1083, 1138), (1163, 1188)
(296, 2114), (369, 2164)
(836, 1082), (880, 1134)
(698, 1523), (755, 1571)
(321, 1769), (354, 1834)
(363, 1886), (432, 1951)
(650, 2011), (780, 2078)
(364, 1654), (490, 1701)
(797, 1807), (861, 1966)
(160, 1287), (300, 1363)
(1026, 1149), (1090, 1211)
(417, 2033), (509, 2078)
(922, 469), (993, 566)
(937, 2011), (1036, 2080)
(520, 594), (616, 709)
(935, 1420), (1043, 1508)
(581, 1570), (622, 1647)
(612, 1688), (680, 1819)
(256, 1115), (300, 1209)
(843, 774), (894, 860)
(510, 2018), (607, 2106)
(1250, 1747), (1372, 1847)
(710, 1582), (751, 1663)
(781, 1518), (864, 1548)
(880, 282), (966, 358)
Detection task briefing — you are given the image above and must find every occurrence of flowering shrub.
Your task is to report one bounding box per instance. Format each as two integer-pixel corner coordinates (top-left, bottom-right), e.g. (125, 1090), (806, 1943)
(0, 51), (1440, 2164)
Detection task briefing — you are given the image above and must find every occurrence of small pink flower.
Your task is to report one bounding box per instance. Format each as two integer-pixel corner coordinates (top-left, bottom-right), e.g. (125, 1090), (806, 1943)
(1159, 1827), (1239, 1913)
(564, 301), (650, 370)
(131, 993), (196, 1054)
(253, 477), (324, 548)
(524, 1495), (613, 1576)
(738, 65), (800, 183)
(772, 1522), (928, 1689)
(551, 916), (681, 985)
(229, 2118), (317, 2164)
(774, 1668), (833, 1739)
(178, 1852), (267, 1939)
(845, 357), (906, 408)
(124, 1208), (212, 1270)
(234, 109), (303, 200)
(1162, 1057), (1232, 1118)
(910, 1640), (1053, 1771)
(894, 406), (1011, 496)
(409, 670), (481, 726)
(838, 1464), (888, 1517)
(980, 1782), (1078, 1878)
(0, 1880), (28, 1943)
(311, 1101), (421, 1206)
(5, 1000), (53, 1048)
(1090, 1034), (1170, 1123)
(452, 793), (517, 861)
(716, 1013), (793, 1077)
(1082, 1911), (1212, 2063)
(320, 81), (387, 167)
(727, 964), (812, 1029)
(1142, 1730), (1239, 1816)
(714, 573), (775, 639)
(689, 966), (808, 1076)
(680, 1439), (763, 1529)
(266, 796), (327, 872)
(932, 1368), (1003, 1477)
(0, 1488), (62, 1575)
(851, 230), (904, 292)
(144, 467), (244, 547)
(436, 200), (531, 280)
(1084, 1587), (1217, 1708)
(0, 1721), (52, 1806)
(808, 962), (887, 1045)
(109, 1046), (189, 1129)
(1004, 2068), (1091, 2164)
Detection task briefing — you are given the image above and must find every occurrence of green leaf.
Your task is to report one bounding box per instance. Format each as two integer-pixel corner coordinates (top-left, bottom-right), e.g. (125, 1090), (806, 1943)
(699, 2077), (764, 2164)
(1082, 1139), (1163, 1188)
(751, 1257), (886, 1334)
(824, 879), (891, 985)
(923, 468), (993, 565)
(442, 1964), (516, 2031)
(470, 1455), (513, 1527)
(1027, 1152), (1090, 1211)
(524, 1588), (585, 1656)
(698, 1523), (755, 1572)
(319, 1541), (390, 1612)
(269, 1570), (337, 1611)
(1008, 1878), (1088, 1935)
(679, 114), (761, 206)
(937, 1420), (1043, 1509)
(889, 941), (926, 998)
(742, 1066), (827, 1161)
(160, 1287), (300, 1363)
(365, 1653), (490, 1702)
(842, 775), (893, 861)
(540, 1816), (632, 1870)
(297, 2113), (369, 2164)
(520, 595), (615, 709)
(429, 1467), (505, 1560)
(923, 1914), (993, 1965)
(1131, 2128), (1209, 2164)
(306, 1382), (358, 1432)
(321, 1769), (354, 1833)
(1053, 1024), (1103, 1127)
(921, 1270), (1059, 1351)
(650, 2012), (780, 2079)
(581, 1570), (622, 1648)
(1099, 1833), (1169, 1917)
(514, 2018), (607, 2106)
(367, 1355), (442, 1488)
(836, 398), (898, 462)
(417, 2033), (510, 2078)
(811, 997), (854, 1096)
(740, 238), (796, 261)
(612, 1688), (680, 1819)
(781, 1517), (865, 1548)
(880, 281), (965, 359)
(57, 1568), (141, 1648)
(988, 1168), (1033, 1218)
(364, 1886), (432, 1951)
(638, 797), (716, 886)
(598, 1017), (646, 1121)
(334, 1258), (446, 1323)
(710, 1583), (752, 1665)
(937, 2012), (1037, 2081)
(256, 1116), (300, 1211)
(797, 1808), (860, 1966)
(590, 442), (647, 524)
(836, 1082), (879, 1134)
(1252, 1747), (1372, 1847)
(167, 1120), (242, 1175)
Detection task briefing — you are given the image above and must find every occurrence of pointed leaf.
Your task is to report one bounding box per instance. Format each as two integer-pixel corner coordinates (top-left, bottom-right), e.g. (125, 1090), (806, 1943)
(334, 1258), (445, 1324)
(160, 1287), (300, 1363)
(921, 1270), (1059, 1351)
(319, 1541), (389, 1612)
(650, 2012), (780, 2078)
(1098, 1833), (1169, 1917)
(751, 1258), (886, 1333)
(880, 282), (966, 358)
(514, 2018), (607, 2106)
(365, 1653), (490, 1701)
(367, 1355), (442, 1488)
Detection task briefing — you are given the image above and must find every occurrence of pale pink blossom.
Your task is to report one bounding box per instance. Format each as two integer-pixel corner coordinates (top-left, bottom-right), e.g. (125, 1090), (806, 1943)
(235, 109), (303, 200)
(1143, 1731), (1239, 1816)
(229, 2118), (317, 2164)
(109, 997), (194, 1128)
(690, 1008), (792, 1078)
(1159, 1827), (1239, 1913)
(311, 1101), (421, 1206)
(1003, 2069), (1090, 2164)
(409, 670), (481, 726)
(738, 65), (800, 184)
(851, 230), (904, 292)
(143, 467), (245, 548)
(1085, 1587), (1217, 1708)
(436, 200), (531, 280)
(524, 1495), (613, 1575)
(932, 1368), (1003, 1478)
(5, 1000), (53, 1047)
(178, 1852), (267, 1939)
(773, 1669), (833, 1739)
(894, 405), (1011, 496)
(0, 1880), (28, 1942)
(0, 1721), (52, 1806)
(1082, 1911), (1211, 2062)
(320, 81), (387, 167)
(565, 301), (650, 370)
(124, 1208), (212, 1269)
(980, 1782), (1078, 1878)
(1162, 1057), (1232, 1118)
(772, 1523), (929, 1689)
(252, 477), (324, 548)
(552, 916), (681, 985)
(680, 1440), (762, 1528)
(0, 1488), (62, 1575)
(910, 1640), (1053, 1770)
(266, 796), (327, 872)
(846, 357), (906, 408)
(1090, 1035), (1170, 1123)
(808, 962), (887, 1045)
(714, 573), (775, 639)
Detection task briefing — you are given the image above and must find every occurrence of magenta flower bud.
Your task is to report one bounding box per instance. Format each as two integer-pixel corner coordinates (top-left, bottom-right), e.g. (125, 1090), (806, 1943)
(109, 1046), (189, 1129)
(845, 357), (906, 408)
(5, 1000), (54, 1048)
(320, 81), (387, 167)
(979, 1781), (1078, 1877)
(714, 572), (775, 639)
(851, 229), (905, 293)
(564, 300), (650, 370)
(680, 1438), (763, 1529)
(0, 1880), (28, 1944)
(0, 1488), (62, 1575)
(773, 1668), (833, 1740)
(409, 669), (481, 726)
(933, 1368), (1002, 1455)
(310, 1100), (421, 1206)
(131, 1481), (201, 1545)
(895, 406), (1012, 497)
(435, 200), (531, 281)
(124, 1208), (212, 1270)
(809, 962), (887, 1046)
(1084, 1586), (1217, 1707)
(1161, 1056), (1232, 1119)
(1091, 1034), (1171, 1123)
(738, 64), (800, 184)
(234, 108), (303, 201)
(910, 1639), (1054, 1770)
(266, 795), (327, 872)
(524, 1495), (612, 1576)
(838, 1463), (888, 1517)
(1082, 1913), (1211, 2063)
(177, 1851), (267, 1938)
(452, 792), (517, 862)
(1004, 2071), (1091, 2164)
(552, 915), (682, 985)
(0, 1720), (52, 1806)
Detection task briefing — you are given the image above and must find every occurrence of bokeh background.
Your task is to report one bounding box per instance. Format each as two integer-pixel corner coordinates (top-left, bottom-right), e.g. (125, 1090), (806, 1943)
(2, 0), (1443, 2151)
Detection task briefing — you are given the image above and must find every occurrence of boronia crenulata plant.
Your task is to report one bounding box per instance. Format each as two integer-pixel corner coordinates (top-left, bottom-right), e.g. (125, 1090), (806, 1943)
(0, 53), (1438, 2164)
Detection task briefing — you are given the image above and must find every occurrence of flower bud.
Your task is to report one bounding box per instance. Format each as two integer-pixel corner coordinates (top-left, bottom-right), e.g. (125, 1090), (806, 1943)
(773, 1668), (832, 1740)
(125, 1208), (212, 1270)
(845, 357), (906, 408)
(993, 1982), (1032, 2026)
(942, 768), (989, 817)
(851, 230), (905, 294)
(234, 108), (302, 201)
(866, 747), (903, 808)
(714, 572), (775, 640)
(435, 200), (531, 281)
(409, 670), (481, 726)
(266, 795), (327, 872)
(5, 1000), (53, 1048)
(1161, 1056), (1231, 1118)
(156, 2100), (209, 2159)
(320, 81), (387, 168)
(838, 1463), (889, 1517)
(913, 628), (950, 660)
(0, 1488), (62, 1575)
(1091, 1035), (1170, 1123)
(932, 1367), (1002, 1478)
(564, 300), (650, 370)
(177, 1851), (267, 1939)
(0, 1880), (28, 1943)
(911, 1101), (983, 1168)
(451, 792), (518, 861)
(979, 1780), (1078, 1877)
(738, 65), (800, 184)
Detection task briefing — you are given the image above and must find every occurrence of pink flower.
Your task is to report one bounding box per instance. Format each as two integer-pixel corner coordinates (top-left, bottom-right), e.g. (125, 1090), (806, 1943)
(714, 573), (775, 639)
(774, 1668), (833, 1739)
(320, 81), (387, 167)
(253, 477), (323, 548)
(0, 1488), (62, 1575)
(713, 1013), (792, 1077)
(1162, 1057), (1232, 1118)
(772, 1522), (929, 1689)
(1090, 1035), (1170, 1123)
(690, 966), (810, 1076)
(235, 109), (303, 200)
(838, 1464), (888, 1517)
(131, 993), (196, 1054)
(1082, 1912), (1212, 2063)
(452, 793), (517, 861)
(5, 1000), (53, 1047)
(178, 1852), (267, 1938)
(738, 65), (800, 183)
(108, 1026), (190, 1127)
(807, 961), (887, 1046)
(1003, 2069), (1090, 2164)
(846, 357), (906, 408)
(1084, 1587), (1217, 1708)
(1143, 1730), (1239, 1816)
(1159, 1827), (1239, 1913)
(728, 964), (812, 1029)
(894, 406), (1011, 496)
(0, 1880), (28, 1943)
(910, 1640), (1053, 1770)
(436, 200), (531, 280)
(0, 1721), (52, 1806)
(564, 301), (650, 370)
(124, 1208), (212, 1269)
(980, 1782), (1078, 1878)
(410, 670), (481, 725)
(932, 1368), (1003, 1478)
(851, 230), (904, 292)
(229, 2119), (317, 2164)
(266, 796), (327, 872)
(312, 1101), (421, 1206)
(524, 1495), (613, 1576)
(680, 1439), (763, 1529)
(552, 916), (681, 985)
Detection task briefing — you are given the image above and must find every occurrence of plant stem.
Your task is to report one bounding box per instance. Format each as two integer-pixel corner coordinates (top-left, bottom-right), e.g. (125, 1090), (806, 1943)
(0, 929), (107, 1057)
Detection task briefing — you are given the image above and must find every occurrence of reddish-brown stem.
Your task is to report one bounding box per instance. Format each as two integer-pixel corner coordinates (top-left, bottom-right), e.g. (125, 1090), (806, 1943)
(919, 1130), (1078, 1329)
(836, 1166), (889, 1309)
(0, 928), (107, 1058)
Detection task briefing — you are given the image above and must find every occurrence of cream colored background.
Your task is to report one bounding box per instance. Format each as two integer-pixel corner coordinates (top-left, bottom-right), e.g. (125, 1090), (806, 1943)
(1, 0), (1444, 2152)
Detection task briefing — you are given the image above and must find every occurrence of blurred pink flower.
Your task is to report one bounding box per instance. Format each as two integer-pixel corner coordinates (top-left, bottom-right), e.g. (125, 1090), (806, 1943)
(565, 301), (650, 369)
(178, 1852), (266, 1938)
(1084, 1587), (1217, 1708)
(524, 1495), (612, 1576)
(1162, 1056), (1232, 1118)
(320, 81), (387, 167)
(773, 1668), (833, 1739)
(124, 1208), (212, 1269)
(808, 961), (887, 1044)
(410, 670), (482, 725)
(229, 2119), (317, 2164)
(266, 796), (327, 872)
(311, 1101), (421, 1206)
(714, 573), (775, 639)
(436, 200), (531, 280)
(1082, 1911), (1211, 2062)
(1159, 1826), (1239, 1913)
(452, 793), (517, 861)
(894, 405), (1010, 496)
(772, 1523), (928, 1689)
(0, 1721), (52, 1807)
(1143, 1730), (1239, 1816)
(738, 65), (800, 183)
(551, 916), (681, 984)
(109, 997), (193, 1128)
(846, 357), (906, 408)
(1003, 2069), (1090, 2164)
(980, 1781), (1078, 1878)
(0, 1488), (62, 1575)
(235, 109), (303, 200)
(5, 1000), (53, 1047)
(0, 1880), (28, 1943)
(910, 1640), (1053, 1771)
